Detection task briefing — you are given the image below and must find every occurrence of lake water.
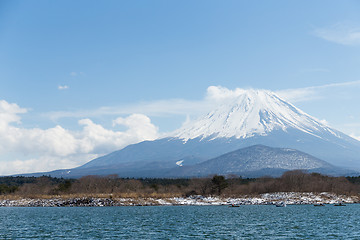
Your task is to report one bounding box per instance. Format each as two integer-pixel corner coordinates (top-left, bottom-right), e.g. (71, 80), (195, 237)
(0, 205), (359, 239)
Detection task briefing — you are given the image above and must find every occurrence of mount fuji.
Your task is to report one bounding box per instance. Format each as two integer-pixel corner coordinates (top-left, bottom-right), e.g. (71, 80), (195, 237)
(25, 89), (360, 178)
(174, 89), (341, 141)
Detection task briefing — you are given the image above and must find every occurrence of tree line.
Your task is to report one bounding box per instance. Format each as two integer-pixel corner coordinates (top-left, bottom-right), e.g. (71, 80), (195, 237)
(1, 171), (360, 198)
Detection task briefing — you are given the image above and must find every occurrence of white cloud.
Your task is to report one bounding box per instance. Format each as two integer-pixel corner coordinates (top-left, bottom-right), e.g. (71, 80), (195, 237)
(58, 85), (69, 90)
(205, 86), (246, 101)
(0, 154), (98, 176)
(0, 100), (27, 128)
(0, 100), (159, 175)
(112, 114), (159, 140)
(314, 22), (360, 46)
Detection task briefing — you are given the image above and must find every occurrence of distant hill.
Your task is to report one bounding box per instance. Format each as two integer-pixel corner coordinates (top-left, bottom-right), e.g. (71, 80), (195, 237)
(164, 145), (354, 178)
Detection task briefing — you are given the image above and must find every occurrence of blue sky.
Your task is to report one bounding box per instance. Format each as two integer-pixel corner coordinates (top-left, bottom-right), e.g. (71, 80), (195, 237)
(1, 0), (360, 175)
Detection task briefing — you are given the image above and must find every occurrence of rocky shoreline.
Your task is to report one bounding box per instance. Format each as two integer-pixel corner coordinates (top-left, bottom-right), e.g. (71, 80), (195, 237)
(0, 192), (358, 207)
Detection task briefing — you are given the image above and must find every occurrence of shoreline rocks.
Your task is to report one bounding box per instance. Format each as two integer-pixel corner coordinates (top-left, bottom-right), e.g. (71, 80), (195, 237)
(0, 192), (358, 207)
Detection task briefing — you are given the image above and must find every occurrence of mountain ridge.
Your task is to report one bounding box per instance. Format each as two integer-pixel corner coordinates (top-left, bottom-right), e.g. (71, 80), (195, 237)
(12, 89), (360, 178)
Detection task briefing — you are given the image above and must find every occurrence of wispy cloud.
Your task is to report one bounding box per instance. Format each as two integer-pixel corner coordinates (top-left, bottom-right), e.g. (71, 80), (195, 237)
(314, 22), (360, 46)
(276, 80), (360, 103)
(48, 81), (360, 121)
(48, 86), (271, 121)
(46, 98), (212, 121)
(58, 85), (69, 90)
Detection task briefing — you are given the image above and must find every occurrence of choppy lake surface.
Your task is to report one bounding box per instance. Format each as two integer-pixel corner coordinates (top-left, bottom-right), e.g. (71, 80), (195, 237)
(1, 205), (359, 239)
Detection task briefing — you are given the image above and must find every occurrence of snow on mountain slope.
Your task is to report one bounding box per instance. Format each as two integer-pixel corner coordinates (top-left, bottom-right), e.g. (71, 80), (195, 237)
(174, 89), (340, 141)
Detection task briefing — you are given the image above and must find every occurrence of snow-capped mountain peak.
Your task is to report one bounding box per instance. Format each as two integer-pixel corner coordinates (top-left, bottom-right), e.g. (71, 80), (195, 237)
(36, 88), (360, 178)
(173, 89), (337, 141)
